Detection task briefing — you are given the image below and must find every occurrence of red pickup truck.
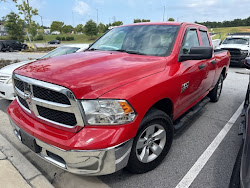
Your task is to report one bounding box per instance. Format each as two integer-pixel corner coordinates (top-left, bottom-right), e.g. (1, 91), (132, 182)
(8, 22), (230, 175)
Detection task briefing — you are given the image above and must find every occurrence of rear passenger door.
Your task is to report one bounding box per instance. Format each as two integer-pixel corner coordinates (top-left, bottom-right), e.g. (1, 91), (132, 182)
(198, 29), (216, 90)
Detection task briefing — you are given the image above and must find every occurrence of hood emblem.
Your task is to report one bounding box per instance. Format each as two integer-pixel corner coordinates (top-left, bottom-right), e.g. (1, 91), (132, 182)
(24, 83), (32, 105)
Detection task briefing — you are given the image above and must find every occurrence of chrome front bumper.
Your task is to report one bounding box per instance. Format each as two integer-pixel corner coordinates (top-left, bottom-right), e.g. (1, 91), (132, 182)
(10, 118), (133, 175)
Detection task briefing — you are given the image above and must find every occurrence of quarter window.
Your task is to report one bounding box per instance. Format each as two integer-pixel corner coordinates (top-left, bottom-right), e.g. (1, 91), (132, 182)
(200, 31), (210, 46)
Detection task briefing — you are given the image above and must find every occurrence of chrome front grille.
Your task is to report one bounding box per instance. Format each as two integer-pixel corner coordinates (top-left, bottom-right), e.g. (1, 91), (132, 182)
(221, 48), (241, 56)
(13, 74), (84, 129)
(33, 85), (70, 105)
(0, 75), (10, 83)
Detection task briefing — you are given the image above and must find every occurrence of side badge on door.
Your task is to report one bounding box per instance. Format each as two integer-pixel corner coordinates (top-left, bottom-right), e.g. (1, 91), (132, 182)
(181, 81), (189, 93)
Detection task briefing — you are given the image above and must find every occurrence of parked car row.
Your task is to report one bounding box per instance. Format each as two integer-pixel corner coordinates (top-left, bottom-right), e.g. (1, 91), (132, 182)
(0, 40), (28, 52)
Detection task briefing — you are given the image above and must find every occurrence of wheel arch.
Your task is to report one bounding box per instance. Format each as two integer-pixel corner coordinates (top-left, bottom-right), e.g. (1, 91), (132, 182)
(221, 67), (227, 79)
(145, 98), (173, 120)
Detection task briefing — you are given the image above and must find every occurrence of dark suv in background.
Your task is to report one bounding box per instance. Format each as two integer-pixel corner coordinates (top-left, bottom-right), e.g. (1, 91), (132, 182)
(0, 40), (28, 52)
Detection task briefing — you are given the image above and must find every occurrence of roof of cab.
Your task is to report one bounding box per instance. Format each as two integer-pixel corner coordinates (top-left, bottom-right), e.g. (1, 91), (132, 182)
(118, 22), (208, 29)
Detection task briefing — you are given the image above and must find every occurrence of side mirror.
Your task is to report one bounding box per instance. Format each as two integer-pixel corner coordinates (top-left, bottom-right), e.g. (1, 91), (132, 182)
(179, 47), (213, 61)
(244, 57), (250, 69)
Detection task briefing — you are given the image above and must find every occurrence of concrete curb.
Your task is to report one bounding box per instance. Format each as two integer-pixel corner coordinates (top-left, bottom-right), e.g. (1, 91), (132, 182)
(0, 134), (54, 188)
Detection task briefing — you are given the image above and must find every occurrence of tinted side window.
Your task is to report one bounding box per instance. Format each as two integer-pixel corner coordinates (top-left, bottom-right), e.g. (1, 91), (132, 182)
(181, 29), (200, 54)
(200, 31), (210, 46)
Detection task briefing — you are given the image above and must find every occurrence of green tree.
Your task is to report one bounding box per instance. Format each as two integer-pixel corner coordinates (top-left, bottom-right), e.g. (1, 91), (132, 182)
(134, 19), (141, 23)
(98, 22), (106, 33)
(4, 12), (25, 41)
(134, 19), (150, 23)
(50, 21), (64, 32)
(62, 25), (74, 33)
(0, 16), (6, 25)
(84, 19), (98, 39)
(168, 18), (175, 21)
(28, 21), (37, 39)
(112, 21), (123, 26)
(0, 0), (17, 2)
(16, 0), (38, 26)
(74, 24), (83, 33)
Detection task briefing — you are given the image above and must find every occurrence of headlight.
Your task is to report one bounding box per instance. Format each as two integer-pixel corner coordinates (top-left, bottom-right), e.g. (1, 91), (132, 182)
(81, 100), (136, 125)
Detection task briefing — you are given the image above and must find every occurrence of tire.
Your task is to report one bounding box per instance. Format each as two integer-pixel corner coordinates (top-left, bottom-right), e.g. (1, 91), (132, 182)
(8, 47), (13, 52)
(24, 45), (28, 50)
(208, 74), (223, 102)
(126, 109), (174, 173)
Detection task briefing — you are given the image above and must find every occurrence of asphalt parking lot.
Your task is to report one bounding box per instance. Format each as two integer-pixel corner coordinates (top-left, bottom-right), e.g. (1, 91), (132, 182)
(0, 67), (248, 188)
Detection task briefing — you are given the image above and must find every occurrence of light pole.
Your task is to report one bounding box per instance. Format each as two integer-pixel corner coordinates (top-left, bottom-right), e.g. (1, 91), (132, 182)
(96, 9), (98, 25)
(177, 16), (183, 22)
(38, 14), (43, 27)
(163, 6), (165, 21)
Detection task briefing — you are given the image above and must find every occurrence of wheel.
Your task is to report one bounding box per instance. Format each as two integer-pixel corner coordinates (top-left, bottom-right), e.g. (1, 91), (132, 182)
(208, 74), (223, 102)
(126, 109), (173, 173)
(24, 45), (28, 50)
(8, 47), (13, 52)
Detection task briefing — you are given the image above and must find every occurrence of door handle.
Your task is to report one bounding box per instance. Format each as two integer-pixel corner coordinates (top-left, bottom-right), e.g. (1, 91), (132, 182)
(199, 64), (206, 69)
(211, 60), (217, 64)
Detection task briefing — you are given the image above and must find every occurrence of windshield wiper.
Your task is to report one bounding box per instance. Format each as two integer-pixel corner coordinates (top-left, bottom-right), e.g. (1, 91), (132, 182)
(85, 48), (99, 51)
(115, 49), (146, 55)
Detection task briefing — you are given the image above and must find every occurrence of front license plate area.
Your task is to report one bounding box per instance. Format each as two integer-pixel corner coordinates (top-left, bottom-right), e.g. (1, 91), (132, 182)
(20, 130), (41, 153)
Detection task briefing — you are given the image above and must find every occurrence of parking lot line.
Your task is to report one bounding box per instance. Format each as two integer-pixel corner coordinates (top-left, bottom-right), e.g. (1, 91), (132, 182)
(175, 102), (244, 188)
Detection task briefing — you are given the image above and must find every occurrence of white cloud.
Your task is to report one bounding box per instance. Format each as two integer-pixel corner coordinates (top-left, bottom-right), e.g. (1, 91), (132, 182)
(73, 0), (91, 16)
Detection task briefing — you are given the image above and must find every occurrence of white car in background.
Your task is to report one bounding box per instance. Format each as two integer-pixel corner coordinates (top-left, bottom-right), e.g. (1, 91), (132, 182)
(0, 44), (89, 100)
(217, 33), (250, 67)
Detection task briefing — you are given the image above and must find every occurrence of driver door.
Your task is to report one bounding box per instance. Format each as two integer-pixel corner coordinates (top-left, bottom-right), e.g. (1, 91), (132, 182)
(176, 27), (208, 115)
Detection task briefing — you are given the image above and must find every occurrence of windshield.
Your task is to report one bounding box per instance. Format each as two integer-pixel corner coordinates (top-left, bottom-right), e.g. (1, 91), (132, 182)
(40, 47), (80, 59)
(222, 37), (249, 45)
(89, 25), (180, 56)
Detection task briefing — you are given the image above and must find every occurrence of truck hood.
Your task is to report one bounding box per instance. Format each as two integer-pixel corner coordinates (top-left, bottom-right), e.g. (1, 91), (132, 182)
(14, 51), (166, 99)
(0, 60), (34, 75)
(219, 44), (250, 51)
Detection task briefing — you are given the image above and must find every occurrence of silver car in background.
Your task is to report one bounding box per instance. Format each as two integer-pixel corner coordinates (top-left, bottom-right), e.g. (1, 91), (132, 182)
(0, 44), (89, 100)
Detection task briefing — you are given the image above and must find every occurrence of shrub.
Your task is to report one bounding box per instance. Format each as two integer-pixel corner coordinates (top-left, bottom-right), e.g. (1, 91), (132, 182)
(66, 36), (71, 41)
(61, 37), (65, 41)
(70, 36), (74, 40)
(55, 36), (61, 41)
(36, 34), (44, 40)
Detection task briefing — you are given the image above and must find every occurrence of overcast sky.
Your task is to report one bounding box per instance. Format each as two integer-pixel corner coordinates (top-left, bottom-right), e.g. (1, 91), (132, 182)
(1, 0), (250, 27)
